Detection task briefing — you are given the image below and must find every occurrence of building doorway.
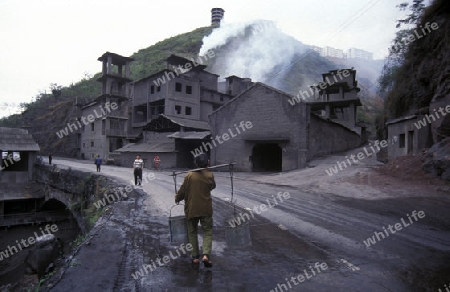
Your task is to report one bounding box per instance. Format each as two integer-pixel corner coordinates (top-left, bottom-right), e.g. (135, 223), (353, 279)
(408, 130), (414, 154)
(251, 143), (282, 172)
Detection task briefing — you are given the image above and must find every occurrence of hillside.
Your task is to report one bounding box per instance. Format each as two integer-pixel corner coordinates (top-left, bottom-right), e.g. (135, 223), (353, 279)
(0, 24), (381, 156)
(381, 0), (450, 180)
(384, 0), (450, 121)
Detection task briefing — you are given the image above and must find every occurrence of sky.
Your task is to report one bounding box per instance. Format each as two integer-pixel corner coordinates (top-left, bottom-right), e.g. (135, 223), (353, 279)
(0, 0), (415, 114)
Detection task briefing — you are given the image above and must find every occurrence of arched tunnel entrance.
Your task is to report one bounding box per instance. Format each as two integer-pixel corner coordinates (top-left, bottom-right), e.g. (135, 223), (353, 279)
(38, 198), (74, 221)
(251, 143), (282, 172)
(0, 198), (82, 287)
(2, 198), (75, 227)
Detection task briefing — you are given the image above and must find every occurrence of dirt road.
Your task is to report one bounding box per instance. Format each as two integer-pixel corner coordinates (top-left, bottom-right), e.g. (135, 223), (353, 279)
(42, 148), (450, 292)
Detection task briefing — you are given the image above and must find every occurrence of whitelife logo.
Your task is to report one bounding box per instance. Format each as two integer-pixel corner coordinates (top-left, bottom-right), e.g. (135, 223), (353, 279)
(325, 140), (388, 176)
(0, 224), (59, 261)
(363, 210), (425, 247)
(288, 69), (351, 105)
(190, 121), (253, 157)
(152, 50), (216, 87)
(414, 104), (450, 130)
(56, 102), (118, 139)
(228, 192), (290, 227)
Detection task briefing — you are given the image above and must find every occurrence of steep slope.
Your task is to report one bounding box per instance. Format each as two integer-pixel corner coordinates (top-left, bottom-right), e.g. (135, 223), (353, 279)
(383, 0), (450, 179)
(385, 0), (450, 124)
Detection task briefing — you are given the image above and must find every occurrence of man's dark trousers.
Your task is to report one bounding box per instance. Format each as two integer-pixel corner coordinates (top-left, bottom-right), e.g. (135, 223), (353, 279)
(134, 168), (142, 185)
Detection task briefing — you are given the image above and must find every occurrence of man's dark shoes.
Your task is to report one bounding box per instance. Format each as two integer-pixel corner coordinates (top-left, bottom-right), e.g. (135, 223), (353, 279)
(191, 256), (200, 268)
(202, 254), (212, 268)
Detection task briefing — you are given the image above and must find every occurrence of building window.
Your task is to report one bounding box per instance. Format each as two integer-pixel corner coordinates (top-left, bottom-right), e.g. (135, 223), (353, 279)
(399, 133), (405, 148)
(91, 141), (94, 147)
(157, 85), (161, 92)
(91, 123), (95, 131)
(175, 105), (181, 114)
(175, 82), (182, 92)
(185, 106), (192, 115)
(186, 85), (192, 94)
(150, 85), (155, 94)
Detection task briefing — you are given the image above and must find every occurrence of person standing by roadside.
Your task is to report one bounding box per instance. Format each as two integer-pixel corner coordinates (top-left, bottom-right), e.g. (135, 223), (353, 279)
(48, 153), (53, 165)
(95, 154), (102, 172)
(175, 153), (216, 267)
(133, 155), (144, 186)
(153, 155), (161, 171)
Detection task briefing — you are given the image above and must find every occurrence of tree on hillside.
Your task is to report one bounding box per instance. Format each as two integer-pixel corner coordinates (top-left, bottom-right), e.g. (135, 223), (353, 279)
(378, 0), (426, 98)
(50, 83), (62, 98)
(375, 0), (427, 139)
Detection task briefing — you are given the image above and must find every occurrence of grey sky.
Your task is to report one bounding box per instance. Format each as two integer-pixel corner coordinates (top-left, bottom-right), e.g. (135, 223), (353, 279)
(0, 0), (411, 109)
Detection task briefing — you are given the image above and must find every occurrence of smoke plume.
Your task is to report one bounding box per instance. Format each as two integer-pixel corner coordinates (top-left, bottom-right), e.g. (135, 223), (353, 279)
(199, 20), (309, 88)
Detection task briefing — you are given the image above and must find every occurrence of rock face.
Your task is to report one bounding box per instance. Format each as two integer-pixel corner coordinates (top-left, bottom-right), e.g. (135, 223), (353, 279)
(386, 0), (450, 179)
(414, 0), (450, 144)
(422, 137), (450, 181)
(430, 93), (450, 142)
(26, 234), (60, 277)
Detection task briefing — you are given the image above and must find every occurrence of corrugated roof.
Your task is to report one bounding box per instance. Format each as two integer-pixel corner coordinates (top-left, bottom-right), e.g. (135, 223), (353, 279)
(167, 131), (211, 139)
(160, 114), (210, 130)
(0, 127), (40, 151)
(114, 141), (176, 153)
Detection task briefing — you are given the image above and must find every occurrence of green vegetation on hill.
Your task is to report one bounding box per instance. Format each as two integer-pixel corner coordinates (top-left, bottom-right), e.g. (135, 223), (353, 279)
(53, 26), (214, 100)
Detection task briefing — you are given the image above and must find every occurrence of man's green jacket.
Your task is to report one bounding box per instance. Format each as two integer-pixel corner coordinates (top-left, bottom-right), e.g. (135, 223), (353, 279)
(175, 170), (216, 219)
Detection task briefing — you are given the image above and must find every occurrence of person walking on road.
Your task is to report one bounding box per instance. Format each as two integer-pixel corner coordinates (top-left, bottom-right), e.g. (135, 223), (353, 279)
(133, 155), (144, 186)
(48, 153), (53, 165)
(95, 155), (102, 172)
(175, 153), (216, 267)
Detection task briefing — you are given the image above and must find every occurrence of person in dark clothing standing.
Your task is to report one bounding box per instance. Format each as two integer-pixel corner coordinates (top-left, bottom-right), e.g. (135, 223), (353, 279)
(95, 155), (102, 172)
(175, 153), (216, 267)
(48, 153), (52, 165)
(133, 155), (144, 185)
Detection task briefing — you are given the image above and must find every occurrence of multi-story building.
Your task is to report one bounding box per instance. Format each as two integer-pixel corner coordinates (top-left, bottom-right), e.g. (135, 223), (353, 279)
(310, 45), (323, 54)
(308, 69), (362, 133)
(208, 80), (363, 172)
(79, 52), (134, 161)
(347, 48), (373, 60)
(114, 54), (251, 168)
(320, 46), (345, 59)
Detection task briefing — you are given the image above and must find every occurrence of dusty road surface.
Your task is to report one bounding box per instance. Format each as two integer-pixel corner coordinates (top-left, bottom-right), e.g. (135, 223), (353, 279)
(39, 148), (449, 292)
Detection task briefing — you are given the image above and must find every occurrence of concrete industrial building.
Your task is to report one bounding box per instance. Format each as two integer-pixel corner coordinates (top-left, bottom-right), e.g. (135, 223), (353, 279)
(79, 52), (134, 161)
(76, 51), (363, 171)
(209, 80), (363, 172)
(113, 54), (248, 168)
(308, 69), (362, 133)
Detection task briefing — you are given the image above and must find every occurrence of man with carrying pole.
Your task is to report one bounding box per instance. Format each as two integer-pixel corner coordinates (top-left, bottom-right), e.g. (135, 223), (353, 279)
(174, 153), (216, 267)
